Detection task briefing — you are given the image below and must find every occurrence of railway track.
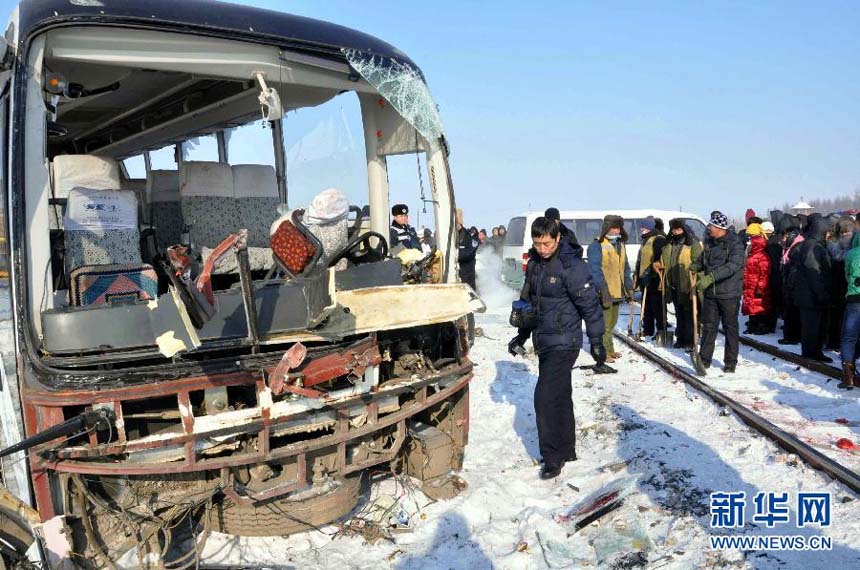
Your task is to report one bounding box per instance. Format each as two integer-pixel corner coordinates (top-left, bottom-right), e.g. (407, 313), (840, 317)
(629, 300), (843, 379)
(612, 330), (860, 494)
(736, 333), (841, 379)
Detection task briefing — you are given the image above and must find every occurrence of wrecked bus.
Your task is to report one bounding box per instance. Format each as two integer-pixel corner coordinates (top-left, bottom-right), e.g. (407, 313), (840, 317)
(0, 1), (482, 567)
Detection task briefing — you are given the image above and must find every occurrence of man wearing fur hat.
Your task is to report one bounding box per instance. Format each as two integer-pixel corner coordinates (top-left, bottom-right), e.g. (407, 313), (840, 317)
(587, 215), (633, 362)
(692, 211), (745, 373)
(635, 216), (668, 339)
(660, 219), (703, 349)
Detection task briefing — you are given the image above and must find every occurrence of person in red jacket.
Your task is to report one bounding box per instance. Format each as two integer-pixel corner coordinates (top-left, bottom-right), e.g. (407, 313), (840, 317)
(742, 223), (774, 335)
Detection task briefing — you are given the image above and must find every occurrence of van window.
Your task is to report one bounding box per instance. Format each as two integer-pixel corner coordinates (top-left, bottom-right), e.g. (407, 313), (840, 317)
(575, 219), (603, 244)
(625, 220), (639, 244)
(681, 218), (707, 241)
(560, 219), (575, 233)
(504, 217), (527, 247)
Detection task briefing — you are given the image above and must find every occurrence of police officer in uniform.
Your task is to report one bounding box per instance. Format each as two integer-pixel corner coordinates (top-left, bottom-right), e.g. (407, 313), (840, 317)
(389, 204), (421, 250)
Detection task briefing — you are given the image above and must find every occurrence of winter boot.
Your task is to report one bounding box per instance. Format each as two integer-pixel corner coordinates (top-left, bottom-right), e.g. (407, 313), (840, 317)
(839, 363), (855, 390)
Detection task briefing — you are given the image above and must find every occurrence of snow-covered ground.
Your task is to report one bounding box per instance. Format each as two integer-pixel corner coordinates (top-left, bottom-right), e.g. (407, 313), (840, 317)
(617, 309), (860, 473)
(201, 254), (860, 569)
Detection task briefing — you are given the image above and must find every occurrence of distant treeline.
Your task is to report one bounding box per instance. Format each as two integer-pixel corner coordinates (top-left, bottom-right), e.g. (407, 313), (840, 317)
(728, 191), (860, 229)
(774, 191), (860, 214)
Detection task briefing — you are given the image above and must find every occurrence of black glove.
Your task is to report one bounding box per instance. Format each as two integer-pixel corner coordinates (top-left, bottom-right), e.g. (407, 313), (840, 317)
(599, 284), (612, 309)
(508, 335), (527, 357)
(589, 338), (606, 365)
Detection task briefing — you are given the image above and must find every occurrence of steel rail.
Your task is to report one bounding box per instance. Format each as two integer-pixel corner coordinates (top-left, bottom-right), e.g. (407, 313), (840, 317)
(614, 331), (860, 494)
(736, 333), (841, 380)
(629, 300), (843, 379)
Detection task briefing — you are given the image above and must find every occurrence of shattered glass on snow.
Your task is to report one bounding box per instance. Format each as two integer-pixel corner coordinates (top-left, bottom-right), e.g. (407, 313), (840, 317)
(342, 49), (445, 148)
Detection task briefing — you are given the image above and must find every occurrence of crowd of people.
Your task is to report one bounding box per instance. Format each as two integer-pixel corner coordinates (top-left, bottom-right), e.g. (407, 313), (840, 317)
(524, 206), (860, 385)
(395, 198), (860, 398)
(504, 206), (860, 479)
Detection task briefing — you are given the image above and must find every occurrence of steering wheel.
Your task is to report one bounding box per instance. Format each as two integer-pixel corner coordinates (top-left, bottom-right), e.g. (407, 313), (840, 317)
(329, 231), (388, 267)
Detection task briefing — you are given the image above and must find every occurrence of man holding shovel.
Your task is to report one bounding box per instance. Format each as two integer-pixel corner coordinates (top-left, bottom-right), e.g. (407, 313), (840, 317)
(660, 220), (703, 350)
(692, 211), (745, 373)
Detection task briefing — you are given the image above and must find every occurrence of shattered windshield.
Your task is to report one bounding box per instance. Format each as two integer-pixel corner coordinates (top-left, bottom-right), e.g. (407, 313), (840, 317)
(342, 49), (445, 149)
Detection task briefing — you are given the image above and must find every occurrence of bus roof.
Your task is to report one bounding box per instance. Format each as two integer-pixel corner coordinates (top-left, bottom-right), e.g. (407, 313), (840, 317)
(13, 0), (418, 70)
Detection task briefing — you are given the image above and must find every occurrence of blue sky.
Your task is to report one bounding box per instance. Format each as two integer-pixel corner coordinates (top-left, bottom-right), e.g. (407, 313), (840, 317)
(3, 0), (859, 229)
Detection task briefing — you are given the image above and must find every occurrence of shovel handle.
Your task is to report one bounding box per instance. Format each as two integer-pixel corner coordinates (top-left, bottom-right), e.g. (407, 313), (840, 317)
(690, 272), (699, 343)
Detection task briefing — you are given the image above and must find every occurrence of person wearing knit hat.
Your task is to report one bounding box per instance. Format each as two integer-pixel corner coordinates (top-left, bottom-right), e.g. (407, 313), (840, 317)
(709, 211), (730, 230)
(739, 211), (764, 246)
(761, 221), (775, 236)
(660, 219), (703, 349)
(635, 216), (668, 340)
(742, 223), (774, 335)
(693, 210), (745, 373)
(587, 215), (633, 362)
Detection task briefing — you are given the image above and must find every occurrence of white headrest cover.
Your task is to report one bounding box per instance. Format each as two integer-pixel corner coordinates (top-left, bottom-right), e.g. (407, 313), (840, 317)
(149, 170), (181, 202)
(53, 155), (121, 199)
(232, 164), (278, 199)
(64, 188), (138, 231)
(306, 188), (349, 224)
(180, 161), (233, 198)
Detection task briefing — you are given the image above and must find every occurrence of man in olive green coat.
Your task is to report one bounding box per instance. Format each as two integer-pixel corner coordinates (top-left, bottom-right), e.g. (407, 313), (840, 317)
(658, 219), (703, 349)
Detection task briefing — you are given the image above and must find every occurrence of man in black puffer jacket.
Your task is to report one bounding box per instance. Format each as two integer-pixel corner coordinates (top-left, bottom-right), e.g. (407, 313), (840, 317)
(508, 217), (605, 480)
(778, 215), (804, 345)
(693, 211), (745, 373)
(764, 211), (787, 334)
(792, 213), (833, 361)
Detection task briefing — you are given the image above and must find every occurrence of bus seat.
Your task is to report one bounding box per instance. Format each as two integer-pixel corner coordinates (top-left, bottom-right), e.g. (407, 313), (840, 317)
(148, 170), (183, 251)
(179, 162), (272, 273)
(63, 188), (156, 306)
(232, 164), (280, 247)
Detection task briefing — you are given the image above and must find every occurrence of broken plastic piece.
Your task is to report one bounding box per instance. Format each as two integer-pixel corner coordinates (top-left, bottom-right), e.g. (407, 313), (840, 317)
(155, 331), (187, 358)
(196, 230), (248, 303)
(555, 475), (639, 532)
(592, 520), (653, 565)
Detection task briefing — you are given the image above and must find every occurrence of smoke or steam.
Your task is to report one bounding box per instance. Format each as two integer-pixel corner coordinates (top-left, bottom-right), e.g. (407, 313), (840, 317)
(475, 248), (517, 310)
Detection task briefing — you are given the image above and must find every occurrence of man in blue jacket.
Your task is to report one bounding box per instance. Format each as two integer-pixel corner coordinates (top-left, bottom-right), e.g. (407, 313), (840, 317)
(508, 217), (606, 479)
